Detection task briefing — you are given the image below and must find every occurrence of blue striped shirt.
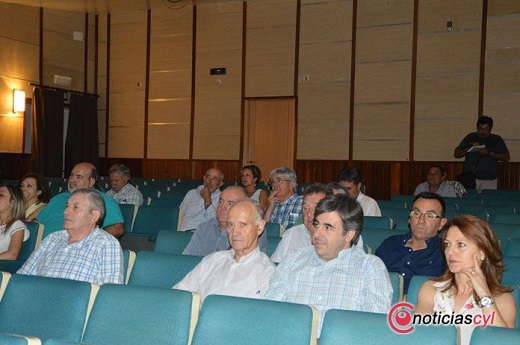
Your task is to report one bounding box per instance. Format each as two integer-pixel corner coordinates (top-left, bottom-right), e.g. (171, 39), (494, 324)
(18, 227), (123, 285)
(269, 193), (303, 228)
(265, 245), (392, 336)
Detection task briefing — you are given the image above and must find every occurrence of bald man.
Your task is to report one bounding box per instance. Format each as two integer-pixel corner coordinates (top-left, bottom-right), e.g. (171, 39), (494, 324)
(178, 168), (224, 231)
(38, 162), (125, 238)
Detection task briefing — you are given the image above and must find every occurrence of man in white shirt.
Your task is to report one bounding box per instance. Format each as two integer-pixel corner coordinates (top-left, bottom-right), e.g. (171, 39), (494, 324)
(106, 164), (144, 206)
(338, 167), (381, 216)
(178, 168), (224, 231)
(271, 183), (331, 263)
(173, 199), (275, 302)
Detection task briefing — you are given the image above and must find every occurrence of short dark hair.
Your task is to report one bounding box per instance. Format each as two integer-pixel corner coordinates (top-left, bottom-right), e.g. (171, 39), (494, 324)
(429, 164), (446, 178)
(337, 168), (362, 184)
(314, 194), (364, 245)
(241, 164), (262, 181)
(477, 116), (493, 129)
(109, 164), (130, 179)
(413, 192), (446, 217)
(19, 173), (51, 203)
(325, 182), (348, 195)
(304, 183), (332, 197)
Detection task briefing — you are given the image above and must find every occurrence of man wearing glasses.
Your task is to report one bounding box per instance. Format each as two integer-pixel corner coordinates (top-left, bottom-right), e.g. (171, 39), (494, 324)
(375, 192), (448, 294)
(263, 167), (303, 229)
(178, 168), (224, 231)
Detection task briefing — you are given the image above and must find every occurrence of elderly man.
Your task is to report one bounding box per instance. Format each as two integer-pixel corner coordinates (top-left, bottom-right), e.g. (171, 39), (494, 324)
(271, 183), (332, 263)
(183, 186), (267, 256)
(174, 199), (276, 302)
(38, 162), (124, 238)
(106, 163), (143, 206)
(178, 168), (224, 231)
(265, 194), (392, 336)
(263, 167), (302, 229)
(375, 192), (447, 294)
(414, 165), (457, 198)
(18, 189), (124, 285)
(337, 167), (381, 216)
(454, 115), (510, 191)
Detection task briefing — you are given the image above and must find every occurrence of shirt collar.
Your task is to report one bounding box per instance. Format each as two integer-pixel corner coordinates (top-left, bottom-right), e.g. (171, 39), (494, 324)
(229, 246), (260, 263)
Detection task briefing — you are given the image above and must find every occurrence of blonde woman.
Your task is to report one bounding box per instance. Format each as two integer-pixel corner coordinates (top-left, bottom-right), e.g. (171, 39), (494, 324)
(0, 185), (29, 260)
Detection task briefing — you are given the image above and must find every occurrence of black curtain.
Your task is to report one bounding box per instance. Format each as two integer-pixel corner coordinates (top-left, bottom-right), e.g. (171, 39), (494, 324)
(31, 87), (65, 177)
(64, 93), (99, 176)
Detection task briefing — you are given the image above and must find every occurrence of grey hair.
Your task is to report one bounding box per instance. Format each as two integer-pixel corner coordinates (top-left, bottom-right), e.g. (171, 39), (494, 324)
(270, 167), (298, 191)
(229, 199), (264, 223)
(72, 189), (106, 226)
(109, 164), (130, 179)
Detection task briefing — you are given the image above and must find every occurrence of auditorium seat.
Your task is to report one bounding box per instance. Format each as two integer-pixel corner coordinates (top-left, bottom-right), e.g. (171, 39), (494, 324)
(128, 251), (203, 288)
(470, 325), (520, 344)
(503, 238), (520, 257)
(154, 229), (193, 254)
(389, 271), (404, 305)
(405, 275), (434, 306)
(319, 309), (457, 344)
(132, 204), (179, 235)
(0, 274), (98, 342)
(0, 334), (41, 344)
(119, 204), (138, 232)
(491, 213), (520, 225)
(490, 223), (520, 243)
(364, 216), (393, 229)
(362, 228), (408, 254)
(81, 284), (200, 345)
(502, 256), (520, 286)
(123, 249), (136, 284)
(267, 236), (281, 257)
(0, 222), (44, 274)
(265, 222), (283, 237)
(192, 294), (318, 345)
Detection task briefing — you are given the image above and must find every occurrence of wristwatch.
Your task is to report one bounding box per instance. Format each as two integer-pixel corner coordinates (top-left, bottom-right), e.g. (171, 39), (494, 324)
(480, 296), (495, 308)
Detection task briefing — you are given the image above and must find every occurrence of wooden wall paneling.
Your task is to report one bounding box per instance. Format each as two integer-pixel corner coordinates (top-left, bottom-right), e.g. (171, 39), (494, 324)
(42, 9), (85, 90)
(356, 25), (413, 63)
(298, 0), (352, 160)
(245, 0), (297, 97)
(193, 2), (243, 160)
(99, 157), (143, 178)
(87, 13), (96, 93)
(357, 0), (414, 27)
(0, 153), (33, 180)
(0, 116), (24, 153)
(142, 159), (191, 179)
(418, 0), (483, 33)
(148, 6), (193, 159)
(487, 0), (520, 16)
(108, 10), (147, 158)
(97, 15), (108, 158)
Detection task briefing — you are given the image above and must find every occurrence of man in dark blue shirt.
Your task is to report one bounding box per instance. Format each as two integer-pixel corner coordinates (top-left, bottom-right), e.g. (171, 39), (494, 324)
(454, 115), (509, 191)
(375, 192), (448, 294)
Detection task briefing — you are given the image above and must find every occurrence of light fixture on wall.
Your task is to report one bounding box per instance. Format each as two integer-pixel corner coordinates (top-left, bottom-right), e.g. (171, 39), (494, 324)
(13, 89), (26, 113)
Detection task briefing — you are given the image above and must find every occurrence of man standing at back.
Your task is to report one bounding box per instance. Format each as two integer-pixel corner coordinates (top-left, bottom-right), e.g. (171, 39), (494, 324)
(454, 115), (509, 191)
(178, 168), (224, 231)
(337, 167), (381, 216)
(37, 162), (124, 239)
(263, 167), (302, 229)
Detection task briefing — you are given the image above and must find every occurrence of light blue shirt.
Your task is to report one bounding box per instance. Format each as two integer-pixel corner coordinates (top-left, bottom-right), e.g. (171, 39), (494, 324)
(18, 227), (124, 285)
(265, 245), (392, 336)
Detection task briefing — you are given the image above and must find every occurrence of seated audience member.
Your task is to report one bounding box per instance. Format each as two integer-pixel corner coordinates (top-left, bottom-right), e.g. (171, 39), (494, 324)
(271, 183), (331, 263)
(265, 194), (392, 336)
(106, 164), (143, 206)
(19, 173), (50, 222)
(18, 189), (124, 285)
(263, 167), (303, 228)
(414, 215), (516, 345)
(240, 164), (268, 212)
(414, 165), (457, 198)
(337, 168), (381, 216)
(178, 168), (224, 231)
(325, 181), (349, 195)
(0, 185), (29, 260)
(37, 162), (124, 239)
(183, 186), (267, 256)
(174, 199), (275, 302)
(375, 192), (447, 294)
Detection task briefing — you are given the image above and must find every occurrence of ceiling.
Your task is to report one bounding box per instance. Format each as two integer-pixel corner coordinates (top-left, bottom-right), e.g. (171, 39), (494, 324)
(0, 0), (241, 14)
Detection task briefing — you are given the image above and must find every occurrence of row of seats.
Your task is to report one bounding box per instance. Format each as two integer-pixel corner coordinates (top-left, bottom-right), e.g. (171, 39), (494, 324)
(0, 271), (518, 345)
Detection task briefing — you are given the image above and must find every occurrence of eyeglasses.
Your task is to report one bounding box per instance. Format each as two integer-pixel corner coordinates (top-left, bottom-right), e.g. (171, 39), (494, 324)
(268, 179), (291, 186)
(409, 210), (442, 221)
(204, 174), (220, 183)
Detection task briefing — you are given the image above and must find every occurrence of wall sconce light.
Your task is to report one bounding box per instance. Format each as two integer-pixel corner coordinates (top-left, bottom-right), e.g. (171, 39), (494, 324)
(13, 89), (26, 112)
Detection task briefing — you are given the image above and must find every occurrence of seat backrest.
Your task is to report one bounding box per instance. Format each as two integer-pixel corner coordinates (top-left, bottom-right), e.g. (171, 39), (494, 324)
(82, 284), (200, 345)
(388, 271), (404, 305)
(0, 333), (41, 345)
(0, 274), (97, 342)
(362, 228), (407, 254)
(132, 205), (179, 235)
(128, 251), (203, 288)
(503, 238), (520, 257)
(491, 213), (520, 225)
(119, 204), (138, 232)
(18, 222), (43, 261)
(405, 275), (434, 306)
(192, 295), (318, 345)
(319, 309), (457, 345)
(123, 249), (136, 284)
(491, 223), (520, 243)
(267, 236), (281, 257)
(470, 325), (520, 344)
(363, 216), (393, 230)
(154, 230), (193, 254)
(502, 256), (520, 286)
(265, 222), (282, 237)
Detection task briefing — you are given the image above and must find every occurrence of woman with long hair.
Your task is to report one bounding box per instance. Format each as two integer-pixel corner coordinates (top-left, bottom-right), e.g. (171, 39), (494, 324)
(19, 173), (50, 222)
(415, 215), (516, 344)
(0, 184), (29, 260)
